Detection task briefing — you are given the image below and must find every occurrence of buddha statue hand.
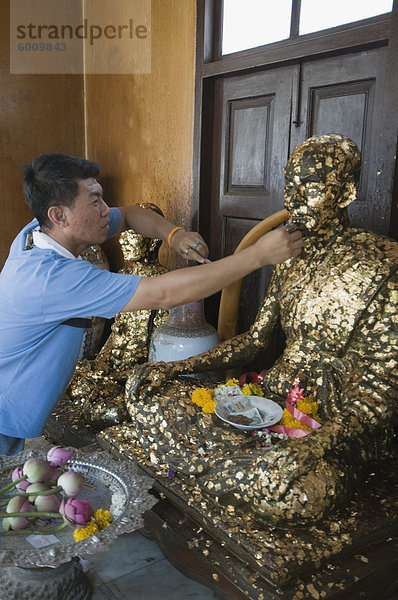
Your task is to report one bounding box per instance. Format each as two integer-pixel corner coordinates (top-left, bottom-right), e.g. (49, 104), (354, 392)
(126, 361), (175, 402)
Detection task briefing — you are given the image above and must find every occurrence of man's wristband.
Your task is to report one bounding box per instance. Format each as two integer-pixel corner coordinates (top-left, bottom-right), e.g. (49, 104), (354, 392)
(167, 226), (184, 246)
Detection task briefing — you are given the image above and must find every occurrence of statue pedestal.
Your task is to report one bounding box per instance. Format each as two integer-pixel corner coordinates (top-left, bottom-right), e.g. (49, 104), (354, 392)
(99, 429), (398, 599)
(141, 496), (398, 600)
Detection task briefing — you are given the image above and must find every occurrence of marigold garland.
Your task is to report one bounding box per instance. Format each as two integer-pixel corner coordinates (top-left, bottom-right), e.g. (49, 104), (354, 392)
(73, 521), (99, 541)
(279, 397), (321, 431)
(73, 508), (112, 541)
(224, 378), (238, 386)
(242, 383), (264, 397)
(93, 508), (113, 529)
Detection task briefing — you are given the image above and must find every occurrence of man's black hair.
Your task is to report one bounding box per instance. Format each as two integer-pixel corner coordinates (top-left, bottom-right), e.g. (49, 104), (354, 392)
(22, 153), (100, 229)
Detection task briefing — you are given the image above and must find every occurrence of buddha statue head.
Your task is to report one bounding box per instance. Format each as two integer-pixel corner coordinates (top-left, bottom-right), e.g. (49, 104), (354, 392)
(284, 133), (361, 235)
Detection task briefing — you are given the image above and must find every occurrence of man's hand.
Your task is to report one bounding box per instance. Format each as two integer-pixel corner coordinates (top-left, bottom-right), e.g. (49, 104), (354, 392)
(169, 229), (209, 263)
(118, 205), (209, 262)
(253, 226), (304, 265)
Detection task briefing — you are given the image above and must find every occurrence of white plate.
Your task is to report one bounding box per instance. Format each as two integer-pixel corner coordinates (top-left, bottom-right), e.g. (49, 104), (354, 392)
(215, 395), (283, 430)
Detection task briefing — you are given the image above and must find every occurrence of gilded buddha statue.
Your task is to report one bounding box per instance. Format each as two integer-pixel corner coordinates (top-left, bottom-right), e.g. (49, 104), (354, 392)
(123, 134), (397, 527)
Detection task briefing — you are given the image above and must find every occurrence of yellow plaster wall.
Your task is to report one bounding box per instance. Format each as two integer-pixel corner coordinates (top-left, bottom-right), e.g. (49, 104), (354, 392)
(85, 0), (197, 270)
(0, 0), (85, 267)
(0, 0), (197, 272)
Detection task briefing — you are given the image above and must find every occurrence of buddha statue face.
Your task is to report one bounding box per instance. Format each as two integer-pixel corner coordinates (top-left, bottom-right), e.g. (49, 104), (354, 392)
(284, 133), (361, 234)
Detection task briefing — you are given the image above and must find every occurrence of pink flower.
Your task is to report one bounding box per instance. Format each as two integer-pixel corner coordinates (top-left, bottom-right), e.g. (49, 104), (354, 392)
(22, 458), (52, 483)
(47, 446), (74, 467)
(287, 378), (305, 404)
(59, 498), (92, 528)
(11, 466), (30, 491)
(57, 471), (85, 497)
(3, 495), (33, 531)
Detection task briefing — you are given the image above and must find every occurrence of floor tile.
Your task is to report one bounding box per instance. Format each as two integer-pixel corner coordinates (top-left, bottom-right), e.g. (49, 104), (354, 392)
(90, 581), (120, 600)
(110, 557), (219, 600)
(83, 530), (165, 584)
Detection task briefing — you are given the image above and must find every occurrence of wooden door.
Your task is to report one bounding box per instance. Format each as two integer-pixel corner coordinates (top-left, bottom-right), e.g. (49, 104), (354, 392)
(208, 64), (297, 343)
(206, 46), (390, 366)
(290, 47), (389, 232)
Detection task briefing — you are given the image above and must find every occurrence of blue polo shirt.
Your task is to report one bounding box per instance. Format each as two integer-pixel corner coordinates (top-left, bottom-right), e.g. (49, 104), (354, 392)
(0, 208), (141, 438)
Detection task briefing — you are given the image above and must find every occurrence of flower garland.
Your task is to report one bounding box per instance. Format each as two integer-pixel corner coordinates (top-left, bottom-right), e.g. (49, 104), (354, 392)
(268, 378), (322, 437)
(278, 378), (320, 431)
(191, 388), (217, 414)
(73, 508), (112, 541)
(279, 398), (320, 431)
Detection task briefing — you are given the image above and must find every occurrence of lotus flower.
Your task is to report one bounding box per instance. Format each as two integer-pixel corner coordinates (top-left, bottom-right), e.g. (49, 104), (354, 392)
(47, 445), (74, 467)
(11, 466), (30, 491)
(59, 498), (92, 528)
(3, 496), (33, 531)
(22, 458), (52, 483)
(25, 482), (49, 502)
(57, 471), (85, 497)
(35, 492), (61, 515)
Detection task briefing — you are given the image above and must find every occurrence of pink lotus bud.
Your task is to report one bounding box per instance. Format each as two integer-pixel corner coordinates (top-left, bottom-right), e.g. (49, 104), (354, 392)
(4, 495), (33, 530)
(11, 466), (30, 491)
(25, 482), (49, 503)
(57, 471), (85, 497)
(23, 458), (52, 483)
(35, 492), (61, 515)
(59, 498), (92, 528)
(47, 446), (74, 467)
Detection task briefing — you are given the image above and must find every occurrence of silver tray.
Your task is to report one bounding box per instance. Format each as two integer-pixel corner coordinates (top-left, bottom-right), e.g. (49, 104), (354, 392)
(0, 448), (157, 568)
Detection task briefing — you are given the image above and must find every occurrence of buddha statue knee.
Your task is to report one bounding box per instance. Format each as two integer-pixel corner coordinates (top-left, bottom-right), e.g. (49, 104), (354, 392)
(126, 134), (398, 526)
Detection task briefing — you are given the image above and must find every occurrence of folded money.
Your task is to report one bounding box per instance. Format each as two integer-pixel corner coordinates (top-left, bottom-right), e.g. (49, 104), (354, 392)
(224, 397), (271, 426)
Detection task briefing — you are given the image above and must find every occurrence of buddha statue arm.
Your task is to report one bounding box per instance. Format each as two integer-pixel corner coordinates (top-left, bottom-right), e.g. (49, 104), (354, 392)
(127, 270), (282, 400)
(334, 270), (397, 424)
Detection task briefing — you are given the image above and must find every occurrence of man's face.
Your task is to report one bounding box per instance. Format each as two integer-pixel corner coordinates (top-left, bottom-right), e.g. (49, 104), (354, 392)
(63, 178), (111, 254)
(284, 176), (341, 234)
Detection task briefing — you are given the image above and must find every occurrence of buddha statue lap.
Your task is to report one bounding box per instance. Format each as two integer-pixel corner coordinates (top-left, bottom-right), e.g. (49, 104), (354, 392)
(125, 134), (398, 527)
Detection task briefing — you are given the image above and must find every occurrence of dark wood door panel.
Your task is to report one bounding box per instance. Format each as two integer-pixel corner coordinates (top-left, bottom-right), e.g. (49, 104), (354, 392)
(210, 65), (296, 264)
(227, 97), (272, 193)
(291, 47), (388, 231)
